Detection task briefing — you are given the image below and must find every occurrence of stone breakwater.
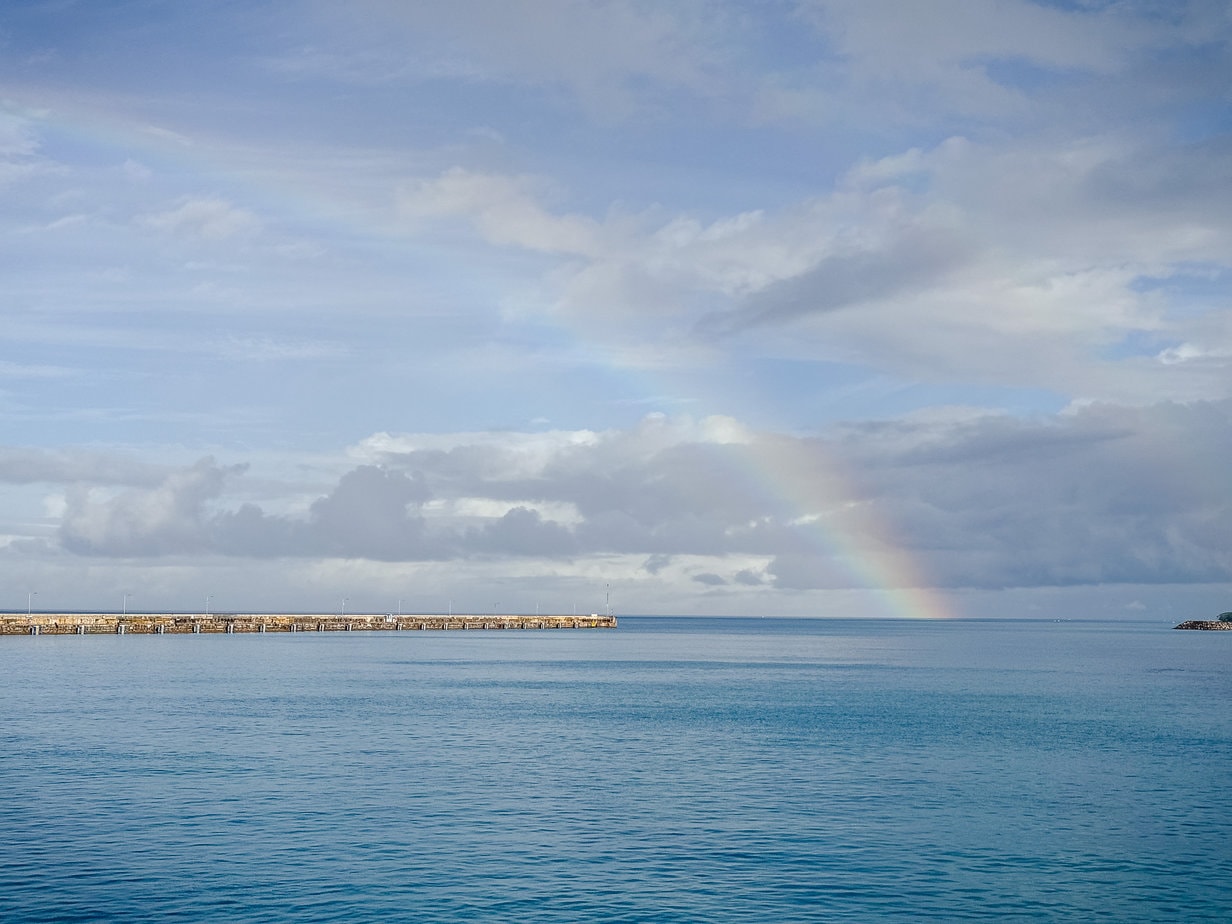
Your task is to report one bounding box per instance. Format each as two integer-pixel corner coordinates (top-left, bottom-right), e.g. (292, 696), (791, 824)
(1174, 620), (1232, 630)
(0, 613), (617, 636)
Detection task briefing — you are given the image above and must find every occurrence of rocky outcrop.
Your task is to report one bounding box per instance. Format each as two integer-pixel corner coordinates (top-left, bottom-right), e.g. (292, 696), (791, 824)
(1174, 620), (1232, 630)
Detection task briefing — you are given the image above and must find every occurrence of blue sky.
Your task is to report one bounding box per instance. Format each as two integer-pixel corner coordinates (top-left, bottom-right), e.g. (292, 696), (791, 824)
(1, 0), (1230, 618)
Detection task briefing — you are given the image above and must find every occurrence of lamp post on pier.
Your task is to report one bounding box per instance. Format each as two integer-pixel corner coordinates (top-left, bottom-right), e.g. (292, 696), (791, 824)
(122, 592), (132, 616)
(205, 595), (212, 617)
(28, 591), (36, 615)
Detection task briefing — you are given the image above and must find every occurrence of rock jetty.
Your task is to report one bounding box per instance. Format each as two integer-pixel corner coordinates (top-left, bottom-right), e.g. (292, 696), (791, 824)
(1174, 619), (1232, 630)
(0, 612), (617, 636)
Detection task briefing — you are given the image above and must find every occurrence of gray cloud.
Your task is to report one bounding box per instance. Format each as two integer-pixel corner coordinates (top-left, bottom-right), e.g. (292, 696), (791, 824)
(305, 466), (432, 557)
(642, 553), (672, 574)
(464, 506), (578, 557)
(1082, 136), (1232, 229)
(210, 465), (443, 561)
(46, 401), (1232, 592)
(0, 447), (172, 487)
(834, 400), (1232, 588)
(767, 553), (867, 591)
(699, 226), (973, 336)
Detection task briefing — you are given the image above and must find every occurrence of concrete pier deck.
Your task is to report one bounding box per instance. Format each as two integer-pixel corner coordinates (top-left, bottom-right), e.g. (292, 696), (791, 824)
(0, 612), (617, 635)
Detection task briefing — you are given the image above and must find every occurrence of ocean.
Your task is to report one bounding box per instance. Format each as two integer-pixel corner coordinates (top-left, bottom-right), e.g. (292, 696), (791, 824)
(1, 616), (1228, 922)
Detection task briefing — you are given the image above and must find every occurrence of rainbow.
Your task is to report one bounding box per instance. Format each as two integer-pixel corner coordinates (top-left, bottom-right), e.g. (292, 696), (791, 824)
(736, 433), (955, 619)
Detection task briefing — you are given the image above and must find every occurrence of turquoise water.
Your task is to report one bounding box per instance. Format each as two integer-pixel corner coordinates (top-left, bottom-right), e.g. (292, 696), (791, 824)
(1, 617), (1229, 921)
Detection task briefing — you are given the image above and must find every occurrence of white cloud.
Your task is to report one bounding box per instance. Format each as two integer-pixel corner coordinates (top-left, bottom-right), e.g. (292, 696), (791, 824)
(792, 0), (1203, 122)
(1159, 342), (1232, 365)
(60, 458), (242, 556)
(355, 426), (602, 478)
(395, 129), (1232, 406)
(296, 0), (724, 115)
(140, 196), (262, 240)
(397, 168), (602, 255)
(807, 0), (1148, 76)
(0, 108), (40, 158)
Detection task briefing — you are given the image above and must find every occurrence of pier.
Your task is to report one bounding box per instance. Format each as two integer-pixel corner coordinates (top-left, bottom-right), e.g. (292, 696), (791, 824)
(0, 612), (617, 636)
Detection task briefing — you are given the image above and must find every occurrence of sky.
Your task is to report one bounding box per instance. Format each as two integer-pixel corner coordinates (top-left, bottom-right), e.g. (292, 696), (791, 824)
(1, 0), (1230, 619)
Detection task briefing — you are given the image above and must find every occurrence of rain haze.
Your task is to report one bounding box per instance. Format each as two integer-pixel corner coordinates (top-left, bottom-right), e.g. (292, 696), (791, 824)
(2, 0), (1230, 619)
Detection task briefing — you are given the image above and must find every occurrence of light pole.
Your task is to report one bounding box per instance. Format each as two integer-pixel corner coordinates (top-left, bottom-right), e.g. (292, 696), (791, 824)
(341, 597), (348, 617)
(28, 591), (37, 616)
(205, 595), (212, 617)
(122, 592), (132, 616)
(397, 598), (402, 617)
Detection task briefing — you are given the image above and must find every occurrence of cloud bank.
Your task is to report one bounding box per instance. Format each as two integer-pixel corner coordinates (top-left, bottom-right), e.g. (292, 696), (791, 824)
(13, 402), (1225, 603)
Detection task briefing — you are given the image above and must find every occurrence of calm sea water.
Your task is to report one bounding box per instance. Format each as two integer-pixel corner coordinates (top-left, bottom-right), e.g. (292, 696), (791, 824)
(1, 617), (1229, 922)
